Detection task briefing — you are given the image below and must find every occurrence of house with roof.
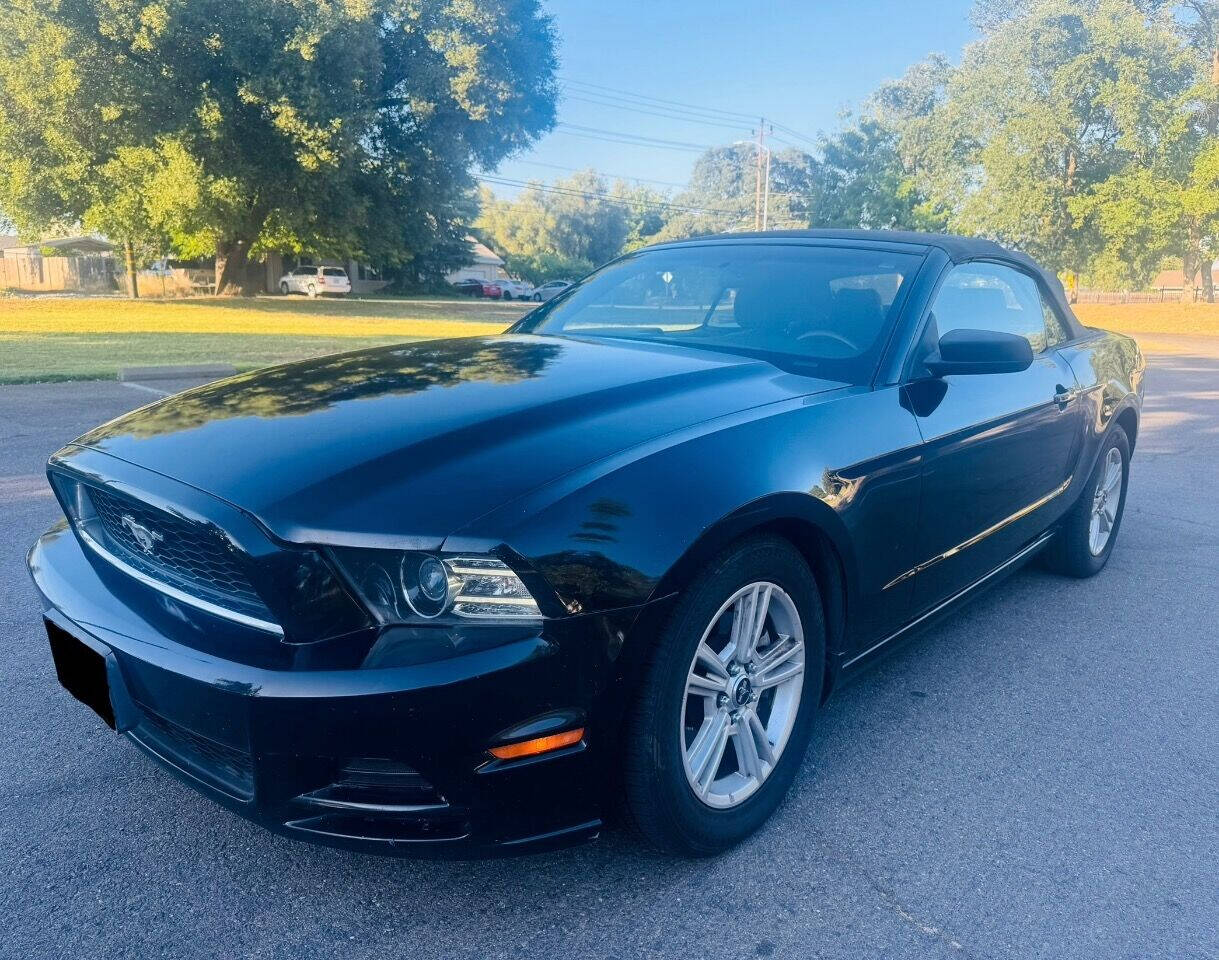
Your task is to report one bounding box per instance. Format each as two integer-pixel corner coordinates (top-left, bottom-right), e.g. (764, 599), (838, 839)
(0, 235), (116, 292)
(444, 237), (509, 284)
(2, 235), (115, 258)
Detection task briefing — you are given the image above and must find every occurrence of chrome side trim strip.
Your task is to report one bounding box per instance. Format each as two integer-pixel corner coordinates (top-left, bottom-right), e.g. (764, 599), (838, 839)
(883, 476), (1072, 590)
(77, 526), (284, 636)
(844, 530), (1054, 669)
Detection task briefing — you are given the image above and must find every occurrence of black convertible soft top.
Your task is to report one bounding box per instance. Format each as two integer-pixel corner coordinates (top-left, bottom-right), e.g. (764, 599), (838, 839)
(661, 228), (1087, 341)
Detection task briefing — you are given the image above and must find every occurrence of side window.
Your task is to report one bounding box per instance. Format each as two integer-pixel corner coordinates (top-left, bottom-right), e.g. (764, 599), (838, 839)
(1040, 293), (1070, 347)
(929, 263), (1052, 353)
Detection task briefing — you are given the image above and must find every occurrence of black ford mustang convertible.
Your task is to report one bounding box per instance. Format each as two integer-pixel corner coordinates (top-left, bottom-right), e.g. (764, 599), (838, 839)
(28, 230), (1144, 857)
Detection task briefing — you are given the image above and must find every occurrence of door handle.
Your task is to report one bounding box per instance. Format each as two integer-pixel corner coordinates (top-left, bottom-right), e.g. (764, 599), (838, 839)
(1053, 384), (1077, 408)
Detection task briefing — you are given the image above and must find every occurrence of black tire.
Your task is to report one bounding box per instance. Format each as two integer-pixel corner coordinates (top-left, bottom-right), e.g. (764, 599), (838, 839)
(622, 534), (825, 856)
(279, 281), (290, 295)
(502, 291), (512, 301)
(1042, 427), (1131, 578)
(533, 293), (542, 302)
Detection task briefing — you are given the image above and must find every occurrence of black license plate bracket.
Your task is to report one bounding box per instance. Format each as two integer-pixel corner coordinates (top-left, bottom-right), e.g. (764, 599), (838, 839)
(47, 620), (117, 729)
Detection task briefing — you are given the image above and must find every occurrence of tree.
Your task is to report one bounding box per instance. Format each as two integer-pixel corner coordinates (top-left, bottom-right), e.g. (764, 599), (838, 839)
(915, 0), (1194, 280)
(0, 0), (558, 293)
(660, 144), (768, 239)
(794, 116), (940, 230)
(476, 171), (667, 281)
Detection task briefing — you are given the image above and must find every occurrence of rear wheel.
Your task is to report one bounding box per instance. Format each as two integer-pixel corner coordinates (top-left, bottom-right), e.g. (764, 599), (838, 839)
(622, 535), (824, 856)
(1043, 427), (1130, 577)
(279, 281), (290, 295)
(502, 291), (513, 301)
(307, 283), (317, 299)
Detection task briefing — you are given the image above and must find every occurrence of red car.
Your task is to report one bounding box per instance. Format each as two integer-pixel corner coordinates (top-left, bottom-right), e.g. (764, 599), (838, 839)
(481, 281), (503, 299)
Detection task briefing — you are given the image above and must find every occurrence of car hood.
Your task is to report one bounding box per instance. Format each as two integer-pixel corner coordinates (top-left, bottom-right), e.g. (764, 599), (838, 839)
(72, 335), (840, 546)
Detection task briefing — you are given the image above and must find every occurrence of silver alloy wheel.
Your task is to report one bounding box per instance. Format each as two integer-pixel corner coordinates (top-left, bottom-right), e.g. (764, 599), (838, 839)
(1089, 446), (1124, 556)
(680, 582), (805, 809)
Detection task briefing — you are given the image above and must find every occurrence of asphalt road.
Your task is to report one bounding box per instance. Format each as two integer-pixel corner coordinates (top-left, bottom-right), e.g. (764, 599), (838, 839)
(1, 350), (1216, 960)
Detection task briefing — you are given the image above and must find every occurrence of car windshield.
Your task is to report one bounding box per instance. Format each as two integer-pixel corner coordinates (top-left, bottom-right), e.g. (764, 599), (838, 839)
(323, 268), (347, 277)
(518, 243), (924, 383)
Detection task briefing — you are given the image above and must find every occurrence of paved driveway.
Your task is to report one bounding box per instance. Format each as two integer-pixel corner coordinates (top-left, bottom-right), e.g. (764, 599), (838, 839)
(1, 351), (1215, 960)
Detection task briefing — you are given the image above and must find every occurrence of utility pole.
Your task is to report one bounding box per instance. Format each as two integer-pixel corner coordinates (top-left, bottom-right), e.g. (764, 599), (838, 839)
(753, 118), (764, 230)
(753, 119), (772, 230)
(762, 145), (772, 230)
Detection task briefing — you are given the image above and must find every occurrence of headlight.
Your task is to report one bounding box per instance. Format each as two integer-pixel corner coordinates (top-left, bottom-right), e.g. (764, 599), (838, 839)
(331, 549), (542, 623)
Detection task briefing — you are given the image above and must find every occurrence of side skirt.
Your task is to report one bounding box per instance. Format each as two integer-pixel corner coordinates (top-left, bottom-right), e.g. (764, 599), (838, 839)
(839, 530), (1056, 673)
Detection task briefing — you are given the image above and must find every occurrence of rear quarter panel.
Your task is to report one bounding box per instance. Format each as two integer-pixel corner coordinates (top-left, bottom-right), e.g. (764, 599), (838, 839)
(1056, 330), (1145, 484)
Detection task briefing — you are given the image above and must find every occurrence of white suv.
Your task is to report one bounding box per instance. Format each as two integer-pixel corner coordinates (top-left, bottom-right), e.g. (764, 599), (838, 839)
(278, 266), (352, 297)
(498, 278), (534, 301)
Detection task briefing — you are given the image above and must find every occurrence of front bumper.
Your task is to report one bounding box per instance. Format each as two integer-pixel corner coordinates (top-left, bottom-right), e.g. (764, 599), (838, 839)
(28, 522), (646, 857)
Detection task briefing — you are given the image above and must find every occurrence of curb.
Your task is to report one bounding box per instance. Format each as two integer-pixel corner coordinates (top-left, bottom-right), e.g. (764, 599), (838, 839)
(117, 363), (237, 382)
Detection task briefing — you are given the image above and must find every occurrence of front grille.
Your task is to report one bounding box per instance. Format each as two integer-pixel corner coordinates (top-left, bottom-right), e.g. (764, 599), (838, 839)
(289, 759), (466, 843)
(85, 484), (271, 619)
(298, 758), (447, 811)
(132, 709), (255, 801)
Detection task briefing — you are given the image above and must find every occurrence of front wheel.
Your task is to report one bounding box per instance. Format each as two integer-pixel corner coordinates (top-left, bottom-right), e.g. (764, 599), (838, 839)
(502, 291), (513, 301)
(307, 283), (317, 299)
(279, 281), (290, 295)
(622, 535), (824, 856)
(1043, 426), (1130, 577)
(533, 293), (542, 302)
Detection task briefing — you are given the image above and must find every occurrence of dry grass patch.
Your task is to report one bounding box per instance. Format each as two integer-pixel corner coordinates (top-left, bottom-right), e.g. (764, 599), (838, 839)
(1074, 302), (1219, 337)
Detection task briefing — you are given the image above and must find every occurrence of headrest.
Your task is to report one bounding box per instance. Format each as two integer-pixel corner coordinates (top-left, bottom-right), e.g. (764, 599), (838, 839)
(934, 285), (1010, 326)
(733, 281), (808, 332)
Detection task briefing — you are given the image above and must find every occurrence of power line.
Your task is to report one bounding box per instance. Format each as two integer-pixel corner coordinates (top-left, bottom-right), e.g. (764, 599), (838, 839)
(554, 122), (715, 152)
(561, 77), (821, 147)
(561, 77), (761, 123)
(770, 122), (820, 148)
(505, 159), (692, 190)
(561, 90), (754, 133)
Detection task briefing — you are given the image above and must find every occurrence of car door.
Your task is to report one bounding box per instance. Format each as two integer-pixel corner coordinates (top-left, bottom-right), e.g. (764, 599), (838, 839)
(902, 261), (1083, 614)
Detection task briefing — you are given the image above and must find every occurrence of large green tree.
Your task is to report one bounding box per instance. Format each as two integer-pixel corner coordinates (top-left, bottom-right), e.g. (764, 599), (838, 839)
(0, 0), (558, 293)
(476, 170), (668, 281)
(660, 143), (810, 239)
(918, 0), (1194, 278)
(793, 116), (940, 230)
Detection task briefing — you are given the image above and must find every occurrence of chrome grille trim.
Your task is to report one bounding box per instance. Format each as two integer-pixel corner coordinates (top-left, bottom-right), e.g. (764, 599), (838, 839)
(77, 525), (284, 636)
(87, 485), (265, 609)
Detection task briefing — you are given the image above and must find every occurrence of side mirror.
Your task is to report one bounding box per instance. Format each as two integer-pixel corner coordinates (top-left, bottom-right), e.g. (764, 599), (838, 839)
(925, 328), (1034, 377)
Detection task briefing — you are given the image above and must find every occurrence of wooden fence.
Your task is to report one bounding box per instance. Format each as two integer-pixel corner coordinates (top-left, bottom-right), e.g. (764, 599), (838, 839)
(0, 255), (115, 292)
(1076, 288), (1202, 304)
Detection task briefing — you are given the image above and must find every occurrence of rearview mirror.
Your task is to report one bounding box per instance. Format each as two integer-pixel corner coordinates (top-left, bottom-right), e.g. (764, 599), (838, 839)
(925, 328), (1034, 377)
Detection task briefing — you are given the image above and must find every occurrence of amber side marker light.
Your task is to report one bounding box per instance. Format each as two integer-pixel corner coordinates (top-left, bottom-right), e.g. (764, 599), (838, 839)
(488, 728), (584, 760)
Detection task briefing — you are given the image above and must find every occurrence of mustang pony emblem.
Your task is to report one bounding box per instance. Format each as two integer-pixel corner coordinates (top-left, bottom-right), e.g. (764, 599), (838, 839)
(120, 514), (163, 555)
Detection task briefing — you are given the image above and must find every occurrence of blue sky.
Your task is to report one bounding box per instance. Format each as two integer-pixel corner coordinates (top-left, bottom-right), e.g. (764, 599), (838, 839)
(492, 0), (978, 195)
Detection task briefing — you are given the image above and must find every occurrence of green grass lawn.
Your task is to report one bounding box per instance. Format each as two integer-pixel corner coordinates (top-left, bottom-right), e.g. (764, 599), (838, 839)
(4, 293), (1219, 384)
(0, 294), (528, 383)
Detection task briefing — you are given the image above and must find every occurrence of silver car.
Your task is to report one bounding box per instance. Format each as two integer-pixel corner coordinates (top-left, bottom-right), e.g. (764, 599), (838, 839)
(278, 266), (352, 298)
(532, 279), (573, 302)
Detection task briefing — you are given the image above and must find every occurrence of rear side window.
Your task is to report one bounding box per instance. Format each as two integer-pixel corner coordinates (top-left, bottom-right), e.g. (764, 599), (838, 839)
(929, 263), (1055, 352)
(1040, 293), (1070, 346)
